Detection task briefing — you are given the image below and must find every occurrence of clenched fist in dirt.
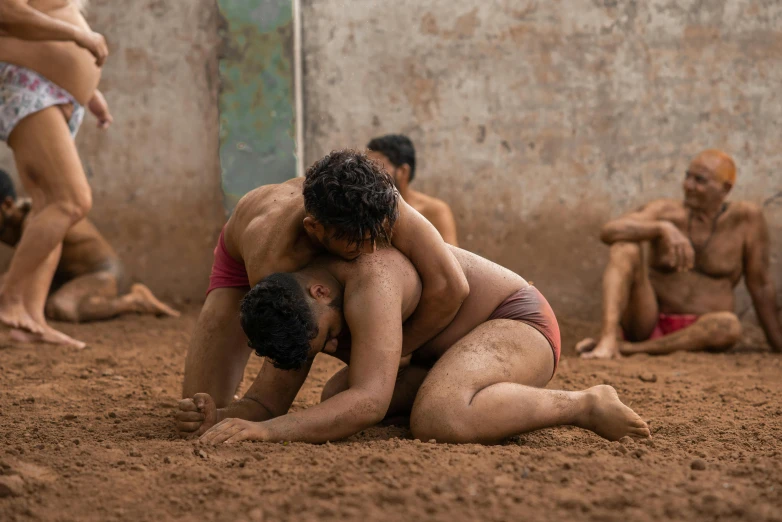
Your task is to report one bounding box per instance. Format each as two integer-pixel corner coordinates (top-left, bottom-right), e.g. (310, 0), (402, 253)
(176, 393), (218, 437)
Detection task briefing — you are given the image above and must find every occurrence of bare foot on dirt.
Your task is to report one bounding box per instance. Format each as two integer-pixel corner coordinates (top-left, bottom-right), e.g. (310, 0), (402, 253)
(176, 393), (218, 437)
(577, 336), (621, 360)
(127, 284), (180, 317)
(579, 385), (650, 441)
(0, 296), (45, 334)
(10, 324), (86, 349)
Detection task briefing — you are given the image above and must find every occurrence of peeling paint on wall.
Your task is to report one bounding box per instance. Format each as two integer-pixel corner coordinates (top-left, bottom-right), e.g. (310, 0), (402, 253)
(218, 0), (297, 214)
(302, 0), (782, 321)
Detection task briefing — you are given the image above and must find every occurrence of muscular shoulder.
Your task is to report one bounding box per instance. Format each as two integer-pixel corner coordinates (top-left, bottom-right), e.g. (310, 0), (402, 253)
(228, 179), (304, 251)
(357, 247), (412, 277)
(411, 192), (453, 221)
(345, 248), (414, 295)
(232, 179), (304, 223)
(728, 201), (767, 236)
(729, 200), (763, 219)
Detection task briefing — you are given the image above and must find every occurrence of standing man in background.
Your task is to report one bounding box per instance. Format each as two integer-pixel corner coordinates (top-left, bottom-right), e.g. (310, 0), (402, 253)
(0, 0), (110, 347)
(367, 134), (459, 246)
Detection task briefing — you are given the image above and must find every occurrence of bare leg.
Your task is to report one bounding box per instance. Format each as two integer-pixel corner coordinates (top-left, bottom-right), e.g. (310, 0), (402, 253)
(46, 270), (179, 322)
(0, 106), (91, 347)
(182, 287), (252, 408)
(620, 311), (741, 356)
(410, 320), (650, 444)
(577, 242), (659, 359)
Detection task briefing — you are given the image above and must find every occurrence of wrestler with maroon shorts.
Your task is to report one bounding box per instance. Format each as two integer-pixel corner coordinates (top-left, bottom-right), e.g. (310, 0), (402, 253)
(179, 245), (649, 445)
(181, 150), (469, 408)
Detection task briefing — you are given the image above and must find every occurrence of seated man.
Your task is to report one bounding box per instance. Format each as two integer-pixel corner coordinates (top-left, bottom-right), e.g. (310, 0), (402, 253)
(178, 245), (649, 445)
(367, 134), (459, 245)
(182, 149), (468, 408)
(0, 169), (178, 327)
(577, 149), (782, 359)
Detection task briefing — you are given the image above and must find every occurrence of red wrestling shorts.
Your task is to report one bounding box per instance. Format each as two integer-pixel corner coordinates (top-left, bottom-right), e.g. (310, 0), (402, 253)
(488, 285), (561, 376)
(206, 228), (250, 296)
(646, 313), (698, 339)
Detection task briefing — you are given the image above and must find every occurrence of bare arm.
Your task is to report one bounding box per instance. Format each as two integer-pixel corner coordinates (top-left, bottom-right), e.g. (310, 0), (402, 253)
(200, 273), (404, 444)
(600, 200), (675, 244)
(429, 202), (459, 247)
(600, 199), (694, 271)
(0, 0), (108, 65)
(176, 357), (312, 436)
(222, 359), (312, 422)
(392, 198), (468, 355)
(743, 207), (782, 353)
(87, 89), (112, 129)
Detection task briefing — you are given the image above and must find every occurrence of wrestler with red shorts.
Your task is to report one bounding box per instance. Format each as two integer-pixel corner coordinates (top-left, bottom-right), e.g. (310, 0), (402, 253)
(577, 150), (782, 359)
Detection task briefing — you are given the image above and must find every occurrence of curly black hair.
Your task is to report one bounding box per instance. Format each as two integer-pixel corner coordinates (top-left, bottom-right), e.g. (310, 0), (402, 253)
(367, 134), (417, 182)
(240, 273), (317, 371)
(303, 149), (398, 247)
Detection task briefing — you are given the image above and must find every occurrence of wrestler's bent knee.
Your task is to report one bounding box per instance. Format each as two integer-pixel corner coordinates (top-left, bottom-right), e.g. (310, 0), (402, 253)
(410, 393), (471, 443)
(699, 312), (742, 349)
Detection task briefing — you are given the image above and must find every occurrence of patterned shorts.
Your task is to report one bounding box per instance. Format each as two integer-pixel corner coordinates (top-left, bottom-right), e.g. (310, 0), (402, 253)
(0, 62), (84, 142)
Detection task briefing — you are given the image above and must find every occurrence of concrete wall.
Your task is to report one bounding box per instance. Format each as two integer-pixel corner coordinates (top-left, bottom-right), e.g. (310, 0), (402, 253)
(301, 0), (782, 321)
(1, 0), (779, 319)
(0, 0), (225, 302)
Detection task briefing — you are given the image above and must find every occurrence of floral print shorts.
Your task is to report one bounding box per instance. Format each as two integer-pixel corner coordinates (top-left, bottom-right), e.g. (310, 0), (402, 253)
(0, 62), (84, 142)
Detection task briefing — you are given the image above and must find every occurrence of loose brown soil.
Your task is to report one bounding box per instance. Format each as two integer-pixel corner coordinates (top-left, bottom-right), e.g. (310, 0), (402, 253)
(1, 311), (780, 522)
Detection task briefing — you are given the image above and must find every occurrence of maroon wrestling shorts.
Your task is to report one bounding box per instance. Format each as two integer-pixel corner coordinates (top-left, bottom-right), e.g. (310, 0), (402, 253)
(488, 285), (561, 376)
(206, 227), (250, 296)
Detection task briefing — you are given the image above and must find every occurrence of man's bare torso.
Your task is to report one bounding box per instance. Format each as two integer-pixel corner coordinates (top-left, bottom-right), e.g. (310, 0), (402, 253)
(648, 199), (754, 315)
(326, 246), (526, 364)
(0, 0), (99, 104)
(224, 178), (318, 287)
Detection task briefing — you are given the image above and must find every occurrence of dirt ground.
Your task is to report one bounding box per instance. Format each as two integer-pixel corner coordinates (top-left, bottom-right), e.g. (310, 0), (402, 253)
(0, 310), (780, 522)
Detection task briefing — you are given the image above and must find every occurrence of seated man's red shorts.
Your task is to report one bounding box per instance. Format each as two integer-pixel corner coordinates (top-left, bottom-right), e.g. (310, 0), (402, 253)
(626, 313), (699, 340)
(206, 228), (250, 296)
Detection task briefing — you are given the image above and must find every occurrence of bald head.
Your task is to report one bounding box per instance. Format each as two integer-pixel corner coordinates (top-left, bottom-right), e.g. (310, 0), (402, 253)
(690, 149), (736, 186)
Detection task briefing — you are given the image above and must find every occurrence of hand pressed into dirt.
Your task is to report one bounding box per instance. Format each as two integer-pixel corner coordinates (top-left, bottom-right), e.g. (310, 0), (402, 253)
(176, 393), (217, 437)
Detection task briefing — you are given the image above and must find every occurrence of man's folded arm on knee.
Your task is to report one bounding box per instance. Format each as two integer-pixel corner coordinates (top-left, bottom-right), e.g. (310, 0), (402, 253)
(392, 198), (468, 355)
(215, 360), (313, 423)
(0, 0), (81, 42)
(251, 281), (403, 443)
(600, 199), (678, 245)
(743, 205), (782, 352)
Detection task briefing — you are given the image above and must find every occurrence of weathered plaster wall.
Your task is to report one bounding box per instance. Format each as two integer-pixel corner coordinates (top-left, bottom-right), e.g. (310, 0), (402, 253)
(217, 0), (298, 213)
(0, 0), (225, 301)
(301, 0), (782, 321)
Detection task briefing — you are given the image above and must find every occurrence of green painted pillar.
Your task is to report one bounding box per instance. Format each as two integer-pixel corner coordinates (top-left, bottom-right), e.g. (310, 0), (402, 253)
(217, 0), (298, 214)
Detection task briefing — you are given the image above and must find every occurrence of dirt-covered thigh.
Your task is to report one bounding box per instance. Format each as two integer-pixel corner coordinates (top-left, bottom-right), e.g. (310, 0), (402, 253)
(410, 319), (555, 438)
